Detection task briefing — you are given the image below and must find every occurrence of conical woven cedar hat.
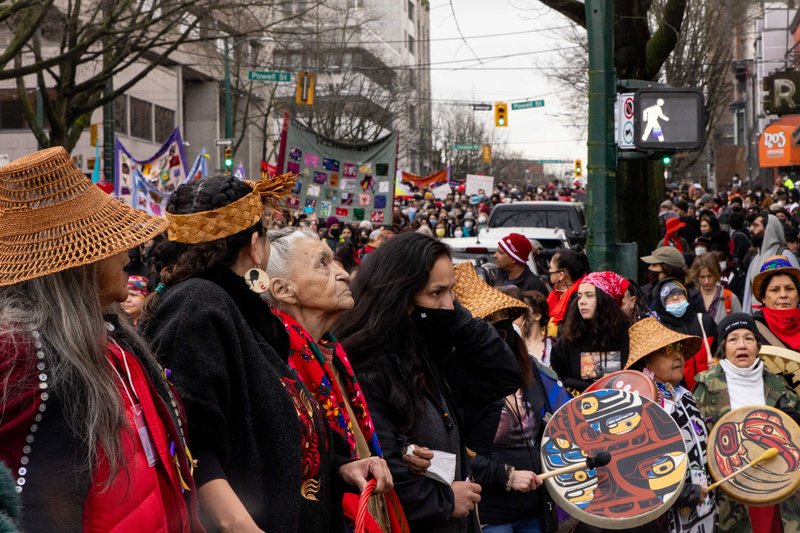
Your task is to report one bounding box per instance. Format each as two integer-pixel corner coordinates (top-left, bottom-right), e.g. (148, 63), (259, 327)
(626, 317), (702, 369)
(0, 147), (167, 286)
(453, 261), (528, 323)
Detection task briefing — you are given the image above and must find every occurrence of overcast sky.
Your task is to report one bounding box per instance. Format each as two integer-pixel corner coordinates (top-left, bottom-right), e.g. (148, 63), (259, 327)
(428, 0), (587, 168)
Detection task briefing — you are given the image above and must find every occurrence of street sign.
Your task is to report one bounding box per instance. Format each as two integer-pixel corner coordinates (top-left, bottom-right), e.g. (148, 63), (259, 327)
(472, 104), (492, 111)
(511, 100), (545, 110)
(617, 92), (636, 149)
(248, 70), (291, 82)
(215, 138), (234, 146)
(634, 88), (705, 150)
(452, 144), (481, 151)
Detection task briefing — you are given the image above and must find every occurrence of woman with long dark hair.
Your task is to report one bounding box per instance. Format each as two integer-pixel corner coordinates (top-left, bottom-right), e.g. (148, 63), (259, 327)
(142, 175), (391, 532)
(550, 271), (631, 394)
(335, 233), (521, 532)
(0, 148), (201, 531)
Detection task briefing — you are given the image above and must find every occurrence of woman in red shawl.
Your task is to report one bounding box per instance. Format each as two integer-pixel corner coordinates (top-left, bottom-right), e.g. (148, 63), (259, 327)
(545, 250), (589, 336)
(266, 228), (411, 533)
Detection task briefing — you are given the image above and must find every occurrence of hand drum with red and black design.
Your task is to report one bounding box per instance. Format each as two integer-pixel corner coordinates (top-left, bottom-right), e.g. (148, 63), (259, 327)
(708, 405), (800, 506)
(541, 389), (687, 529)
(584, 370), (663, 408)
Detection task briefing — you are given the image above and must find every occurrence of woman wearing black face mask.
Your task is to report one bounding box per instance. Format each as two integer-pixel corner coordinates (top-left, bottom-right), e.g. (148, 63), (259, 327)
(335, 233), (521, 532)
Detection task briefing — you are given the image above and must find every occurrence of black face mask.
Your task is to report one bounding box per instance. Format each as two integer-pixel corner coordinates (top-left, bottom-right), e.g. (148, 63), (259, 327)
(647, 270), (660, 286)
(411, 305), (457, 342)
(358, 235), (369, 245)
(329, 228), (341, 239)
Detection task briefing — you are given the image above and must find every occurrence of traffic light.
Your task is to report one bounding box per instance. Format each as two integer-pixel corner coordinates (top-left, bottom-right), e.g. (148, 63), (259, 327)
(574, 159), (583, 177)
(494, 102), (508, 127)
(481, 144), (491, 163)
(662, 155), (672, 165)
(224, 146), (233, 168)
(295, 71), (316, 105)
(90, 124), (98, 147)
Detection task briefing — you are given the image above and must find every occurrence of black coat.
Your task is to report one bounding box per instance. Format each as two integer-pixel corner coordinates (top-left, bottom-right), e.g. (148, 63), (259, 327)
(141, 269), (340, 533)
(550, 329), (630, 394)
(351, 304), (521, 532)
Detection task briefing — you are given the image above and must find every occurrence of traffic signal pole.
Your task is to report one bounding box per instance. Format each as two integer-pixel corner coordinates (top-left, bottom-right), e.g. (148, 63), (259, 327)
(585, 0), (619, 271)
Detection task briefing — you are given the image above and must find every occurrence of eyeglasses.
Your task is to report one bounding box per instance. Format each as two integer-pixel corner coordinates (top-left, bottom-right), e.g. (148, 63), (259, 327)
(548, 269), (564, 275)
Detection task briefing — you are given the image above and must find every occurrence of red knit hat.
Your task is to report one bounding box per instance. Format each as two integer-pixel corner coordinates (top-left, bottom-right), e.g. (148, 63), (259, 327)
(498, 233), (532, 264)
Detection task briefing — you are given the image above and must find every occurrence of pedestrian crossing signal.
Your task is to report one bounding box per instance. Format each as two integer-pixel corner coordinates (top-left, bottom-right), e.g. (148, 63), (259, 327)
(494, 102), (508, 127)
(224, 146), (233, 168)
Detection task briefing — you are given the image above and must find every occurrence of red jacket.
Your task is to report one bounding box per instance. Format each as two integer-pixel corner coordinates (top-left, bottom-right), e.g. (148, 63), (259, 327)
(83, 341), (198, 532)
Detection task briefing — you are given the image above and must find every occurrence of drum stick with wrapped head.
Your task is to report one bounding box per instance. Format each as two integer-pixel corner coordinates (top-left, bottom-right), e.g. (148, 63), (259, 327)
(540, 451), (611, 481)
(707, 448), (779, 491)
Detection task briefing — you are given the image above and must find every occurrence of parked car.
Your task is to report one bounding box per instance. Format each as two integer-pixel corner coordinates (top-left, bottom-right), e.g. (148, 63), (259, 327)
(487, 201), (586, 248)
(440, 227), (570, 277)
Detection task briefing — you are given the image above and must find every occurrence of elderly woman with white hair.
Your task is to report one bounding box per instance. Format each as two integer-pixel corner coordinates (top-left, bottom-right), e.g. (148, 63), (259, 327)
(266, 228), (413, 532)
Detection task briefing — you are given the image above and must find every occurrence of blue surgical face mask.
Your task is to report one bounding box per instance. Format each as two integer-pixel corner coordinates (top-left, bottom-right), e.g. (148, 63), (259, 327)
(665, 300), (689, 318)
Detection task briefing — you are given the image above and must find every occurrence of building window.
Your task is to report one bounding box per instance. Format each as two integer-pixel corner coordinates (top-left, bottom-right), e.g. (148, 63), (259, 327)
(114, 95), (128, 135)
(408, 0), (414, 21)
(130, 96), (153, 141)
(154, 105), (175, 142)
(0, 98), (25, 129)
(408, 34), (415, 55)
(347, 0), (363, 7)
(180, 13), (200, 40)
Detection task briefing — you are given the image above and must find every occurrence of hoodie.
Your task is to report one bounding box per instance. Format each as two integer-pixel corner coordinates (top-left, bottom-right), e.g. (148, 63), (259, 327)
(742, 214), (800, 313)
(652, 278), (717, 390)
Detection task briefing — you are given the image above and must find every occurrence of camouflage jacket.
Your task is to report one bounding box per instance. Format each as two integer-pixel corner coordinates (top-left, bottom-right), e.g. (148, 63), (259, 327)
(694, 364), (800, 533)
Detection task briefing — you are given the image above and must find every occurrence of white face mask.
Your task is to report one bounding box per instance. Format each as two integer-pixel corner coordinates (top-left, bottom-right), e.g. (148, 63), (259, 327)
(695, 247), (707, 256)
(478, 215), (487, 224)
(454, 230), (464, 238)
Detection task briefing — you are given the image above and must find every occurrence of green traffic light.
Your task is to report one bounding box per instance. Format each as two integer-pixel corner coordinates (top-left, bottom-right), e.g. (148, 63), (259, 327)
(224, 158), (233, 168)
(662, 156), (672, 165)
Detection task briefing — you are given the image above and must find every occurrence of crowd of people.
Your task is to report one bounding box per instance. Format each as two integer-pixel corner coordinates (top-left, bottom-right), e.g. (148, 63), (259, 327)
(2, 147), (800, 533)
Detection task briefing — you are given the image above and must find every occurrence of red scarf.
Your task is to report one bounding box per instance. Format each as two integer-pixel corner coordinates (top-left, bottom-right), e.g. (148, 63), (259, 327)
(547, 275), (584, 325)
(273, 309), (410, 533)
(762, 307), (800, 350)
(663, 233), (684, 252)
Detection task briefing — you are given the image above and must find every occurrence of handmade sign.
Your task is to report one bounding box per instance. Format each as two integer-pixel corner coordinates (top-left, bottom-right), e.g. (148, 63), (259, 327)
(541, 389), (686, 529)
(707, 405), (800, 506)
(115, 128), (189, 211)
(584, 370), (663, 407)
(280, 120), (397, 224)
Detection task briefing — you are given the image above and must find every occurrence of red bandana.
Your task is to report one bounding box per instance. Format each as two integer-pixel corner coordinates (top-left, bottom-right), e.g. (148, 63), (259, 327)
(762, 307), (800, 350)
(547, 275), (584, 325)
(581, 271), (630, 306)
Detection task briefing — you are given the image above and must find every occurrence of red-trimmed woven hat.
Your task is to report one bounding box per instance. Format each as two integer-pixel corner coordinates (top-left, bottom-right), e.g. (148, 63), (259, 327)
(498, 233), (532, 264)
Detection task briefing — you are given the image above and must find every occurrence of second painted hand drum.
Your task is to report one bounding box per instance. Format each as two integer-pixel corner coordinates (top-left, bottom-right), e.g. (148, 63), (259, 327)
(707, 405), (800, 506)
(541, 389), (687, 529)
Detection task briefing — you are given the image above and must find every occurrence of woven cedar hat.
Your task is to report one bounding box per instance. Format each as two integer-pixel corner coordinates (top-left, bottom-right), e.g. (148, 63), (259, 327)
(625, 317), (702, 369)
(0, 147), (167, 287)
(453, 261), (528, 323)
(165, 173), (296, 244)
(752, 255), (800, 303)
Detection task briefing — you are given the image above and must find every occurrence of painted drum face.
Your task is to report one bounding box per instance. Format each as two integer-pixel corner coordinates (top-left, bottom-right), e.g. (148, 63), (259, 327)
(708, 406), (800, 506)
(584, 370), (663, 407)
(541, 389), (687, 529)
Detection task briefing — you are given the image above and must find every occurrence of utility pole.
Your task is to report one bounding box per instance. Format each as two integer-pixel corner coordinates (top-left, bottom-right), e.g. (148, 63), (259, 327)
(102, 0), (114, 182)
(584, 0), (619, 271)
(224, 36), (233, 140)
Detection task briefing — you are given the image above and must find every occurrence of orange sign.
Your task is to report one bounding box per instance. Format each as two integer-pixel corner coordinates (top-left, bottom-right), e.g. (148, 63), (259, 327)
(759, 123), (800, 167)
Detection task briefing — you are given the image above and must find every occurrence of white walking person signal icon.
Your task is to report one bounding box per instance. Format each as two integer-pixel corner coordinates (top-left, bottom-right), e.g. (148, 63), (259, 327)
(641, 98), (669, 142)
